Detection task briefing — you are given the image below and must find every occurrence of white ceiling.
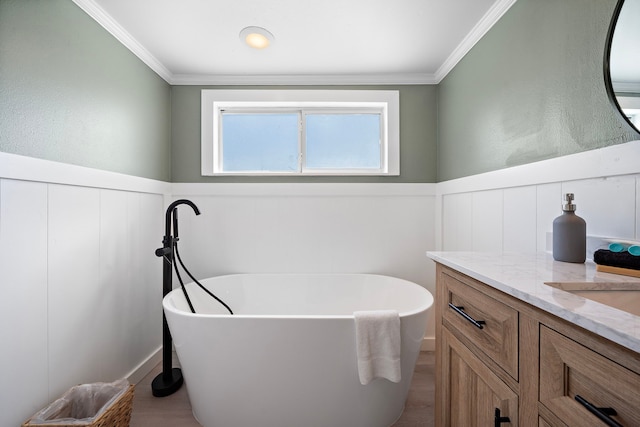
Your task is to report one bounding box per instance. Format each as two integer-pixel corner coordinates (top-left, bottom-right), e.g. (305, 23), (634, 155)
(72, 0), (516, 85)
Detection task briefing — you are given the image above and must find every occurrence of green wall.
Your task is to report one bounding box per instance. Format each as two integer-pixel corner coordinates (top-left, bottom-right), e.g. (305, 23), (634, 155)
(0, 0), (172, 181)
(171, 85), (437, 183)
(5, 0), (634, 184)
(437, 0), (639, 182)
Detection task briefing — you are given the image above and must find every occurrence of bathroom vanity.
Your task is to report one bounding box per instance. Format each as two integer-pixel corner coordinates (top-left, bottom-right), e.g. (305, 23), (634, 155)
(427, 252), (640, 427)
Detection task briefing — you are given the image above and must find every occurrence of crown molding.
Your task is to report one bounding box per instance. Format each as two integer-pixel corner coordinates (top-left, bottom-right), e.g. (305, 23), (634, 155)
(73, 0), (515, 86)
(71, 0), (173, 83)
(170, 73), (438, 86)
(434, 0), (518, 83)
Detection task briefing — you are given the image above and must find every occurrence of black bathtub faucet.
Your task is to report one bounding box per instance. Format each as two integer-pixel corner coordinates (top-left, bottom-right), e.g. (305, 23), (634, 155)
(152, 199), (201, 398)
(152, 198), (233, 397)
(156, 199), (201, 258)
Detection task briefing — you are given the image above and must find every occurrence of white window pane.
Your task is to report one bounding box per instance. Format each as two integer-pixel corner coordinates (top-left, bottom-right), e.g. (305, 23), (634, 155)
(222, 113), (299, 172)
(305, 114), (381, 169)
(202, 90), (399, 176)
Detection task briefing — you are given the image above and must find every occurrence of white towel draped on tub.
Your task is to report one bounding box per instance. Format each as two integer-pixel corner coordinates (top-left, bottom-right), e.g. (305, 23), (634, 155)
(354, 310), (401, 385)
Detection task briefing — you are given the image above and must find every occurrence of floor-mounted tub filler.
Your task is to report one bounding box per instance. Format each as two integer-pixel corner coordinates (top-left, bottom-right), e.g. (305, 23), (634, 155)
(163, 273), (433, 427)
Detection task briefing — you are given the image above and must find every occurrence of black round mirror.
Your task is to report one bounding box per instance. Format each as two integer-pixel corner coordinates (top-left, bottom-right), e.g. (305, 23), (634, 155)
(605, 0), (640, 133)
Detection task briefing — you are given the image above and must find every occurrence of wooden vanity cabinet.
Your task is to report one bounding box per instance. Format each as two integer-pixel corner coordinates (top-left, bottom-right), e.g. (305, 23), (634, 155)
(539, 326), (640, 426)
(435, 264), (640, 427)
(440, 327), (518, 426)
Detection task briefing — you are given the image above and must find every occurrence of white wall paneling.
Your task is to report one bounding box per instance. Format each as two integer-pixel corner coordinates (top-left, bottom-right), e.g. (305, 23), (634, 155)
(48, 184), (102, 397)
(437, 140), (640, 255)
(0, 154), (437, 424)
(46, 185), (164, 403)
(131, 192), (164, 374)
(437, 139), (640, 196)
(3, 139), (639, 426)
(0, 180), (49, 426)
(0, 151), (167, 426)
(471, 190), (504, 252)
(536, 183), (562, 252)
(441, 192), (473, 251)
(562, 176), (637, 239)
(171, 183), (437, 343)
(503, 186), (537, 253)
(0, 151), (169, 194)
(170, 184), (435, 281)
(96, 190), (163, 383)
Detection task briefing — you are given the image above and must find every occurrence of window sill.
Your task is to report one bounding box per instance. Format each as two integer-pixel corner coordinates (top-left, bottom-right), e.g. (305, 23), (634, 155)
(206, 171), (399, 177)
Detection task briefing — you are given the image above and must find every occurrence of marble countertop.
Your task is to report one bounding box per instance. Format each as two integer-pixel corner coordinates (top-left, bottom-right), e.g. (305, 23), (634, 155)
(426, 251), (640, 354)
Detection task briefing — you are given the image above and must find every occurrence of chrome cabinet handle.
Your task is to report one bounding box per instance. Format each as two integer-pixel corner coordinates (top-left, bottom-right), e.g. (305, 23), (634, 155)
(575, 395), (623, 427)
(494, 408), (510, 427)
(448, 303), (486, 329)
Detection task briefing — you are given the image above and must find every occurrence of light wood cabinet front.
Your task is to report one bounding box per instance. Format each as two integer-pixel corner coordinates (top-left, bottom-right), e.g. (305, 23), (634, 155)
(435, 263), (640, 426)
(538, 417), (553, 427)
(539, 326), (640, 427)
(442, 328), (518, 427)
(441, 269), (519, 380)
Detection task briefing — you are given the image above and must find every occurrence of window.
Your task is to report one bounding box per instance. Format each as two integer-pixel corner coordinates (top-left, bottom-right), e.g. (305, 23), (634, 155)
(201, 90), (399, 176)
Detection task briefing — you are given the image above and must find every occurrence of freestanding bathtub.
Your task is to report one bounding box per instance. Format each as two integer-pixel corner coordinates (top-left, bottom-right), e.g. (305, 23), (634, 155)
(163, 273), (433, 427)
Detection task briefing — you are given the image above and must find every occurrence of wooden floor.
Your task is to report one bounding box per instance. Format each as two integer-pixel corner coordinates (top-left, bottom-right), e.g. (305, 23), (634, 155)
(130, 351), (435, 427)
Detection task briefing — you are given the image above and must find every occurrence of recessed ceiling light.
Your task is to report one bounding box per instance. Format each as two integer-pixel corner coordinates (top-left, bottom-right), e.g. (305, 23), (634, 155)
(239, 26), (274, 49)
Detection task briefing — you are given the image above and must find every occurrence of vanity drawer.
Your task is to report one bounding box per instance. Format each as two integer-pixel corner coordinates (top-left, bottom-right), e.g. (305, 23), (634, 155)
(539, 325), (640, 427)
(441, 270), (519, 380)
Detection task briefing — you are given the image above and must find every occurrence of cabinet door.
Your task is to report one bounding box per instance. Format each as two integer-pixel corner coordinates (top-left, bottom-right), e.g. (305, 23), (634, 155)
(538, 417), (554, 427)
(540, 325), (640, 427)
(442, 328), (518, 427)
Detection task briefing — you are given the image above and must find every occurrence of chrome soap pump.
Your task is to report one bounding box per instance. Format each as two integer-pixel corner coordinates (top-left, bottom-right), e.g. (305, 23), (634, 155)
(552, 193), (586, 263)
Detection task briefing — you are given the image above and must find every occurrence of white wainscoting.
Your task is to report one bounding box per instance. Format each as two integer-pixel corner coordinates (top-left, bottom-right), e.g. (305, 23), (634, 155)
(437, 140), (640, 254)
(170, 184), (436, 284)
(0, 152), (437, 425)
(170, 183), (438, 349)
(5, 138), (638, 426)
(0, 153), (167, 426)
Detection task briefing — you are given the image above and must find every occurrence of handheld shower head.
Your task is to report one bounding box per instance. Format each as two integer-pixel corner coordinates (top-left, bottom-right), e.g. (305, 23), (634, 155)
(164, 199), (201, 237)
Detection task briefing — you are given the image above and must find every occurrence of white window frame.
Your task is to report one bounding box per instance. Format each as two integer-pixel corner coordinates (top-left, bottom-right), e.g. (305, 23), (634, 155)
(201, 90), (400, 176)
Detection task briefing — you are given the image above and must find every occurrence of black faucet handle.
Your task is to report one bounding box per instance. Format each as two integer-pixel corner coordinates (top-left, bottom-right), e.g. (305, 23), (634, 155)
(155, 247), (171, 257)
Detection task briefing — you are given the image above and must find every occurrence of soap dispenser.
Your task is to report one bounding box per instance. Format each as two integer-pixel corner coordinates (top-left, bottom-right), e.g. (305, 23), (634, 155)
(552, 193), (586, 263)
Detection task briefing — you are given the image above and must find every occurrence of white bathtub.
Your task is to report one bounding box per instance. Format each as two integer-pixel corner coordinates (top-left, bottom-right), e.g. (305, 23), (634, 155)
(163, 273), (433, 427)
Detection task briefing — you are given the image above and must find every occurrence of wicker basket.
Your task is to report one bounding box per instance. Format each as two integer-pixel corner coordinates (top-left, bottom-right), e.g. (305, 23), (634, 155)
(22, 384), (134, 427)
